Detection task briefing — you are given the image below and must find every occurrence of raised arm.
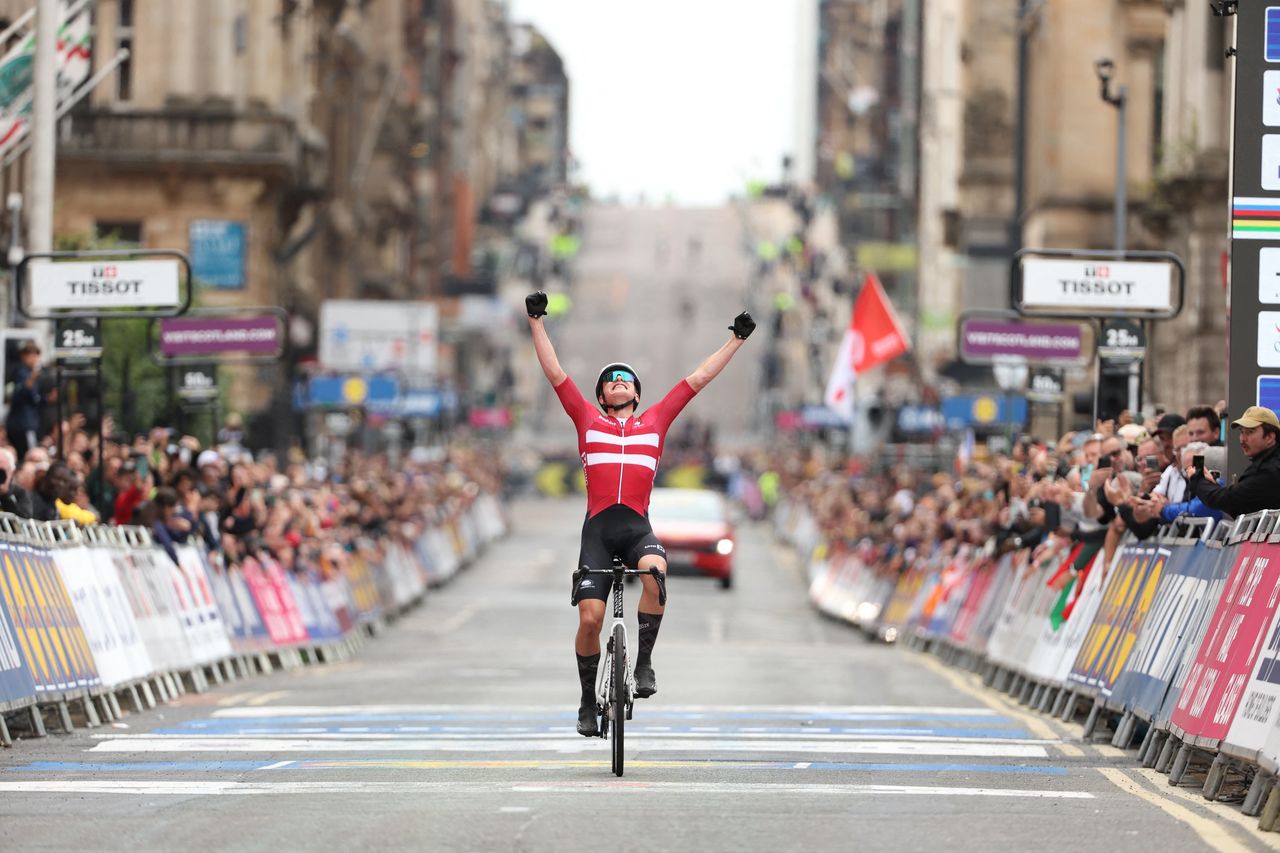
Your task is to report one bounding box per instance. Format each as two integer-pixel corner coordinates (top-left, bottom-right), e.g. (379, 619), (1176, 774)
(526, 292), (567, 386)
(685, 312), (754, 393)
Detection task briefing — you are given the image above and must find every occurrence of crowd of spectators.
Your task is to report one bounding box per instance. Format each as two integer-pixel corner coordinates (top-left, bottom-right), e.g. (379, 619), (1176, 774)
(0, 403), (507, 575)
(765, 400), (1280, 576)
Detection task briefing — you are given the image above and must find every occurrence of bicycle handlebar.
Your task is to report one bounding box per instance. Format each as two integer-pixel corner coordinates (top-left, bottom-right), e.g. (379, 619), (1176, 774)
(578, 566), (665, 577)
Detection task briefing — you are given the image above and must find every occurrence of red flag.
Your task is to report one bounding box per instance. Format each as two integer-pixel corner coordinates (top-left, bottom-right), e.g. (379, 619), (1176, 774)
(850, 272), (910, 373)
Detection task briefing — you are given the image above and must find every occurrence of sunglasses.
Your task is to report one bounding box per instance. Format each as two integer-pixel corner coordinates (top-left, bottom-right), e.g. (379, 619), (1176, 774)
(604, 370), (635, 383)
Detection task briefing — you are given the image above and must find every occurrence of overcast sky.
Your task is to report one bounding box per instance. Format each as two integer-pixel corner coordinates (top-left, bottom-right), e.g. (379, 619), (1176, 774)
(506, 0), (804, 206)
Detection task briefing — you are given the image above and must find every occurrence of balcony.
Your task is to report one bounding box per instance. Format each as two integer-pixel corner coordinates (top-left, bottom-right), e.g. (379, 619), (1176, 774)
(58, 108), (327, 191)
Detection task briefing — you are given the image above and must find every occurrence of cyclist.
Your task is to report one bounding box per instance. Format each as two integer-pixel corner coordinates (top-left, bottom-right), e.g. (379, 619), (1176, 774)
(525, 290), (755, 736)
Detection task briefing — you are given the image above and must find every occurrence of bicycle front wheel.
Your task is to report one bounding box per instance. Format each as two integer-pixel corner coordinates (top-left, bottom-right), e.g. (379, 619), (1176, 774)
(611, 622), (626, 777)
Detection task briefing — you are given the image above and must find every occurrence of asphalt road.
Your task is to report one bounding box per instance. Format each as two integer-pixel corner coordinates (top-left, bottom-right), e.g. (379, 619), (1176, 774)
(1, 497), (1274, 852)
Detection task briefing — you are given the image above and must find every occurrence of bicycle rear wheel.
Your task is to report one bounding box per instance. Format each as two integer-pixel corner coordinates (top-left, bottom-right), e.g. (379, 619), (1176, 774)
(611, 622), (626, 776)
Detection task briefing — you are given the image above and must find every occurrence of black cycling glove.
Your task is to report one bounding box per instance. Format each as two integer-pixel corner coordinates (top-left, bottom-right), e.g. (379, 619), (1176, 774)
(729, 311), (755, 340)
(526, 291), (548, 318)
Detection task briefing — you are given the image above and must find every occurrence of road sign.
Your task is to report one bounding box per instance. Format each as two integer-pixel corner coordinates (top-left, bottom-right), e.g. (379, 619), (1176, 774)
(1027, 369), (1064, 404)
(318, 300), (437, 376)
(53, 318), (101, 363)
(1097, 319), (1147, 363)
(177, 364), (218, 403)
(958, 317), (1086, 365)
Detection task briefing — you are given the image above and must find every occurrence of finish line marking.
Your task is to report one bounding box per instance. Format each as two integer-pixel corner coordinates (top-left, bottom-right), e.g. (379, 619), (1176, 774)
(88, 737), (1049, 757)
(209, 704), (999, 719)
(0, 779), (1094, 799)
(7, 759), (1070, 775)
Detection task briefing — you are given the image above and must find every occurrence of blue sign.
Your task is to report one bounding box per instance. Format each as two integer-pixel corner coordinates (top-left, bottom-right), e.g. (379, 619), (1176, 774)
(941, 395), (1028, 431)
(897, 405), (945, 434)
(306, 375), (401, 412)
(1258, 375), (1280, 412)
(1268, 8), (1280, 63)
(189, 220), (246, 289)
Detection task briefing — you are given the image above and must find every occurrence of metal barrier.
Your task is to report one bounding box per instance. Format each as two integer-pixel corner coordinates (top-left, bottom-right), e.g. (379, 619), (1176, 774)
(0, 490), (508, 746)
(788, 502), (1280, 833)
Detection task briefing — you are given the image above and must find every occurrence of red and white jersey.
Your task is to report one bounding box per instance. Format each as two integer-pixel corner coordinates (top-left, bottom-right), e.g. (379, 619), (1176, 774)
(554, 376), (697, 518)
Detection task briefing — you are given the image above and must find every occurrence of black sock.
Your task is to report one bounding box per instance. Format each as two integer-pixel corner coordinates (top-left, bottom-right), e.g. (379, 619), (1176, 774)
(576, 653), (600, 704)
(637, 611), (663, 666)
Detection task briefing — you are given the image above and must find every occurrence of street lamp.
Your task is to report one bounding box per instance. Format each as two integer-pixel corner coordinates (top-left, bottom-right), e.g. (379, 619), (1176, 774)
(1094, 57), (1127, 251)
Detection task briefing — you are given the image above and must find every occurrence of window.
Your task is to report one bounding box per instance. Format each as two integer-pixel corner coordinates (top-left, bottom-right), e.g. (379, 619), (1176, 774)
(116, 0), (133, 102)
(94, 220), (142, 247)
(234, 14), (247, 55)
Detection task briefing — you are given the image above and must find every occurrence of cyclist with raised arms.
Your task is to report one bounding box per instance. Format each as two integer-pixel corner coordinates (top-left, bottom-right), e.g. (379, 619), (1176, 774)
(525, 290), (755, 736)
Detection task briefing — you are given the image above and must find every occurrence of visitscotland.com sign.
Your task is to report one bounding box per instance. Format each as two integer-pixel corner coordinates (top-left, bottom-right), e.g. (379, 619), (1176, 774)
(159, 316), (281, 358)
(958, 318), (1085, 365)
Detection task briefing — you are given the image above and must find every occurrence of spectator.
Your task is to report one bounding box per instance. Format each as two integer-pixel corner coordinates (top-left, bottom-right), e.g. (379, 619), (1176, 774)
(5, 341), (45, 461)
(1156, 442), (1224, 524)
(56, 468), (98, 526)
(29, 462), (64, 522)
(151, 486), (192, 565)
(1185, 405), (1221, 446)
(1154, 424), (1191, 504)
(1185, 406), (1280, 518)
(0, 446), (33, 518)
(112, 459), (147, 525)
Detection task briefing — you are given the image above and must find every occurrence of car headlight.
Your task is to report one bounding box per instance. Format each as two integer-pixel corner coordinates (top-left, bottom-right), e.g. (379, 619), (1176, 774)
(715, 538), (734, 555)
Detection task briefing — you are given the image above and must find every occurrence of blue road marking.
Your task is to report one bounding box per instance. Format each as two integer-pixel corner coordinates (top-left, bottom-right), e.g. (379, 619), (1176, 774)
(157, 723), (1032, 739)
(4, 759), (1067, 776)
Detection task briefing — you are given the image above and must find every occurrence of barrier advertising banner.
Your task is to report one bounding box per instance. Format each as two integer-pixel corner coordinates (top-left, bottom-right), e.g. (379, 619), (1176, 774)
(109, 546), (192, 672)
(202, 553), (271, 653)
(0, 543), (99, 692)
(1068, 544), (1163, 691)
(0, 587), (35, 705)
(1106, 542), (1217, 717)
(52, 544), (152, 689)
(1050, 551), (1110, 684)
(1170, 541), (1280, 745)
(242, 557), (308, 647)
(162, 546), (231, 665)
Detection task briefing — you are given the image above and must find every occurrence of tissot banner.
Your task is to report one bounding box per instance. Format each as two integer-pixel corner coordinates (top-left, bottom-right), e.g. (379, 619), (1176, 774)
(30, 259), (181, 310)
(1021, 258), (1173, 312)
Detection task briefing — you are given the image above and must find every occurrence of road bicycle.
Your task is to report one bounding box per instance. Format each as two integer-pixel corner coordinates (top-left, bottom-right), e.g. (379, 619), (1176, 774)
(577, 558), (666, 776)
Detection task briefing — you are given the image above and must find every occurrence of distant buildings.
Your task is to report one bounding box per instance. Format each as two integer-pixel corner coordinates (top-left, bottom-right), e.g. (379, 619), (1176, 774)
(0, 0), (569, 445)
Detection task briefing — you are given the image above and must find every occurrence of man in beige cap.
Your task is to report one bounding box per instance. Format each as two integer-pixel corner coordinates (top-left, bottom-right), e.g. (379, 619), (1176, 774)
(1183, 405), (1280, 518)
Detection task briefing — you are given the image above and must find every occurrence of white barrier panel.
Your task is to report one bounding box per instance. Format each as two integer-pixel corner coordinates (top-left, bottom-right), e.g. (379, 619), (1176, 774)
(1024, 545), (1092, 683)
(50, 537), (153, 689)
(129, 543), (208, 669)
(99, 537), (193, 673)
(1050, 551), (1109, 685)
(474, 494), (508, 542)
(172, 545), (234, 664)
(985, 553), (1040, 669)
(420, 527), (460, 584)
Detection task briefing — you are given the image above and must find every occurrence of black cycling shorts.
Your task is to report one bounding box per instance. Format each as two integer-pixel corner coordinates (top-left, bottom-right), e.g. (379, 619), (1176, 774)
(572, 504), (666, 604)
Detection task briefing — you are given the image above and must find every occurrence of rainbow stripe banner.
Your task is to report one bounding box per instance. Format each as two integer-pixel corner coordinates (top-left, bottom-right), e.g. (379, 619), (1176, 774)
(1233, 197), (1280, 239)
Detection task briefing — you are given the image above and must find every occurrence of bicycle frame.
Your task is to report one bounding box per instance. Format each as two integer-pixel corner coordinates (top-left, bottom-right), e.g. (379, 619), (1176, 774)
(596, 566), (633, 715)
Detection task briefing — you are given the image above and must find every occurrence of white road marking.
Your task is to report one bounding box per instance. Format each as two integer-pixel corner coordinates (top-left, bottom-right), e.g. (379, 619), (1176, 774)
(259, 761), (295, 771)
(98, 731), (1052, 744)
(89, 737), (1049, 757)
(210, 704), (998, 719)
(0, 780), (1092, 799)
(426, 603), (480, 637)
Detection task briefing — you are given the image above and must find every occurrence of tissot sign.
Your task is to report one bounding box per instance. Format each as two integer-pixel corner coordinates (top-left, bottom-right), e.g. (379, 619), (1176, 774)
(1020, 259), (1172, 312)
(29, 259), (181, 310)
